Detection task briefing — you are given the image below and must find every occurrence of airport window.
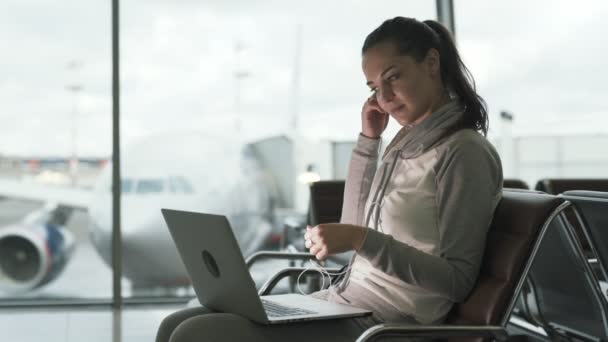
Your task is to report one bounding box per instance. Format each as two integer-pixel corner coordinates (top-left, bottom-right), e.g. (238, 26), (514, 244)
(121, 178), (134, 193)
(174, 176), (195, 194)
(135, 179), (165, 194)
(0, 1), (112, 303)
(455, 1), (608, 188)
(0, 0), (447, 307)
(168, 176), (178, 193)
(109, 179), (134, 193)
(120, 1), (435, 299)
(6, 1), (608, 341)
(167, 176), (194, 194)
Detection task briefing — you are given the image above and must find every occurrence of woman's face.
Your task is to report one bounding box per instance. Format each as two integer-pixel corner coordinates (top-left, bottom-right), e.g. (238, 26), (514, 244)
(362, 41), (444, 126)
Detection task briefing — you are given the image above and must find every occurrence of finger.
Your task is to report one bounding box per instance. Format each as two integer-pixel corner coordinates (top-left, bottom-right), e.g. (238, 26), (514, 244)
(315, 248), (328, 261)
(309, 244), (322, 256)
(364, 97), (380, 109)
(365, 103), (386, 116)
(366, 96), (383, 110)
(303, 232), (310, 240)
(310, 232), (323, 245)
(304, 239), (313, 249)
(309, 226), (320, 239)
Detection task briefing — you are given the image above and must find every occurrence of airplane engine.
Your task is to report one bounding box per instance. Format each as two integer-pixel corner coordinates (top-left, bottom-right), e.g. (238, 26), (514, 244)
(0, 223), (75, 293)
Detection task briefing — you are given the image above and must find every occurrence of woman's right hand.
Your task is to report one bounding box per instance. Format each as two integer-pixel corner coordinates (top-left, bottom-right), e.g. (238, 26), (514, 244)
(361, 95), (389, 139)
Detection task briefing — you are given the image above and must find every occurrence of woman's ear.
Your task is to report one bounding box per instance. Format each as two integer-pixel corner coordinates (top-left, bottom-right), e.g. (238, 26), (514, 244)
(425, 48), (441, 78)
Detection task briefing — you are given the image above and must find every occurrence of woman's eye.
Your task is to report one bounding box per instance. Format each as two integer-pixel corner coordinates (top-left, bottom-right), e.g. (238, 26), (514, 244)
(386, 73), (399, 81)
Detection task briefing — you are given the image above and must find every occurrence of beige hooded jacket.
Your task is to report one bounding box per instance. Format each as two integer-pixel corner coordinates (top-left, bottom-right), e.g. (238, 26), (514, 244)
(327, 100), (503, 325)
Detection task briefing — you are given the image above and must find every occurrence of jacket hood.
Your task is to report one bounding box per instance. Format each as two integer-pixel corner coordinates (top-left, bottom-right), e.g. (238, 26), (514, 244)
(382, 100), (465, 162)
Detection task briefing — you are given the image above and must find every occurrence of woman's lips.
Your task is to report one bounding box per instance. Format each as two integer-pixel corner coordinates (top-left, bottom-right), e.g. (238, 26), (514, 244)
(389, 104), (405, 113)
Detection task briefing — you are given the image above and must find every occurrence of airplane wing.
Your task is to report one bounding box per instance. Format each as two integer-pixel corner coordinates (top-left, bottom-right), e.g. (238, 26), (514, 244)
(0, 179), (92, 209)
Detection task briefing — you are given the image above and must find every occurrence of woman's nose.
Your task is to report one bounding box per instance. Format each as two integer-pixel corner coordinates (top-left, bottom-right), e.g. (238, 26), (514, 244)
(377, 84), (395, 105)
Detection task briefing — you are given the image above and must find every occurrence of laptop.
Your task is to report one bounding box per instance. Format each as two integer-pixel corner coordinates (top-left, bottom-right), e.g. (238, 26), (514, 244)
(161, 208), (371, 324)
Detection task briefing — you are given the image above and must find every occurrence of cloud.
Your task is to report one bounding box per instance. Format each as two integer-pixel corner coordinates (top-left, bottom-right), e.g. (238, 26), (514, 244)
(456, 0), (608, 136)
(1, 1), (607, 156)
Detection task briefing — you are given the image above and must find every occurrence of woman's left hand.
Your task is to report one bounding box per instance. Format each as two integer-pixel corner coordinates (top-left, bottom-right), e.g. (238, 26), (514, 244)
(303, 224), (367, 261)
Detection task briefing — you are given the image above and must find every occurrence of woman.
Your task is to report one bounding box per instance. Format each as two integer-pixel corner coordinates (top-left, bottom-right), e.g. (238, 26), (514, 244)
(157, 16), (502, 342)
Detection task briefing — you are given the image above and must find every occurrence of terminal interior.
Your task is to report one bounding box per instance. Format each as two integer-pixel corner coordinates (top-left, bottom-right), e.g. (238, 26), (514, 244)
(2, 1), (608, 341)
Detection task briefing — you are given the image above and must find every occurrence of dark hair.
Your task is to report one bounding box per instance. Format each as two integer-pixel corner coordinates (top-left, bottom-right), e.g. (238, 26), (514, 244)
(362, 17), (488, 136)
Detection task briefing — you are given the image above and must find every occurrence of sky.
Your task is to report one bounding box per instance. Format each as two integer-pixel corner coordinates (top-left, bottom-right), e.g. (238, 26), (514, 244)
(1, 0), (608, 157)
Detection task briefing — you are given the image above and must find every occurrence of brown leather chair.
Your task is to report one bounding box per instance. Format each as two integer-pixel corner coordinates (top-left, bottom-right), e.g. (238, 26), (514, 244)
(260, 190), (567, 341)
(314, 180), (532, 222)
(308, 180), (345, 226)
(278, 180), (346, 251)
(503, 179), (529, 190)
(355, 190), (567, 342)
(291, 179), (525, 251)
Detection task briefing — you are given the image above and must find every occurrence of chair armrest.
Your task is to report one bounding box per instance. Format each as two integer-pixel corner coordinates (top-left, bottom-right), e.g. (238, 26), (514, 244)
(245, 251), (314, 269)
(356, 324), (508, 342)
(258, 267), (341, 295)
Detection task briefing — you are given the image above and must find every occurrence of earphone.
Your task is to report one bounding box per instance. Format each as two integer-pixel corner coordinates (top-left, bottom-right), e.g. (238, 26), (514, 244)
(296, 139), (408, 295)
(296, 260), (353, 296)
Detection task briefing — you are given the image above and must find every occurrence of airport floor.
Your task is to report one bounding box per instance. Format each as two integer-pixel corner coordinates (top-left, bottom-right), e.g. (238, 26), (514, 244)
(0, 303), (183, 342)
(0, 304), (552, 342)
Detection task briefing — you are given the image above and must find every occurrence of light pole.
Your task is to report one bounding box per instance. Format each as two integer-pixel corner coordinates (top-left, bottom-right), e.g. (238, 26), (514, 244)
(436, 0), (455, 38)
(234, 41), (250, 133)
(290, 24), (302, 136)
(66, 60), (83, 187)
(500, 110), (515, 177)
(65, 84), (83, 186)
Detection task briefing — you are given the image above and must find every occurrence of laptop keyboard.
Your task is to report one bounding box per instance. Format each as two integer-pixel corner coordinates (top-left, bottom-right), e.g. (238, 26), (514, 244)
(261, 299), (316, 317)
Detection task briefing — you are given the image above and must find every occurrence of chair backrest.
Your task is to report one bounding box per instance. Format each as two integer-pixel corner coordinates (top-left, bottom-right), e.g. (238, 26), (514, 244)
(525, 206), (608, 340)
(535, 178), (608, 194)
(309, 179), (530, 221)
(308, 180), (345, 226)
(562, 191), (608, 280)
(534, 179), (608, 255)
(308, 180), (355, 266)
(445, 190), (565, 341)
(503, 179), (529, 190)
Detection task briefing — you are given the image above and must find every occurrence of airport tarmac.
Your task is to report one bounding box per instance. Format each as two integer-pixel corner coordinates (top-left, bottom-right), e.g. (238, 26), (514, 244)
(0, 197), (301, 299)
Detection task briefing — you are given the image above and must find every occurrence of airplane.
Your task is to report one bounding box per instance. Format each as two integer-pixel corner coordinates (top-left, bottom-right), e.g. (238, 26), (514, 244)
(0, 131), (296, 294)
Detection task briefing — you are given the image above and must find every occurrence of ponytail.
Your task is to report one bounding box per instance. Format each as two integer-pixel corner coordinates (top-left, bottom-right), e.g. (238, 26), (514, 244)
(362, 17), (489, 136)
(423, 20), (488, 136)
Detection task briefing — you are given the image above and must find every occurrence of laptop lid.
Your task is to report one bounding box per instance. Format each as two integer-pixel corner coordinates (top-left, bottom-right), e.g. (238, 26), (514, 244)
(161, 208), (269, 323)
